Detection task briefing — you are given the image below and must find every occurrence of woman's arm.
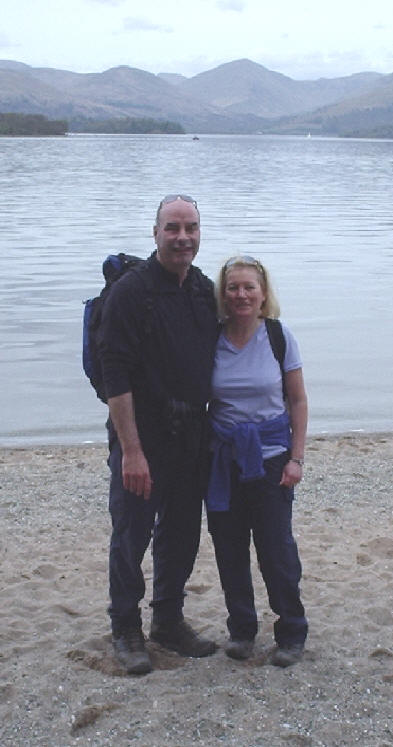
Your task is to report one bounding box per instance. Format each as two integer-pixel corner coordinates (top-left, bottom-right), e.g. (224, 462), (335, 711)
(280, 368), (308, 487)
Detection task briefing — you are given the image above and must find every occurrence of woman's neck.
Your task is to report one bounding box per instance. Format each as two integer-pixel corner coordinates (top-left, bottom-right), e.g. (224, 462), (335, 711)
(224, 318), (263, 348)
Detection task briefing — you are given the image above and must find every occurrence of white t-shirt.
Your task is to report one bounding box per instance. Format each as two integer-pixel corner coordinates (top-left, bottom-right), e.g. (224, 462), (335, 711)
(209, 320), (302, 459)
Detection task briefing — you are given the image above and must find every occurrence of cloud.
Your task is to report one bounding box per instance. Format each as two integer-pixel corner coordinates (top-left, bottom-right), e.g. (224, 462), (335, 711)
(122, 17), (173, 33)
(216, 0), (246, 11)
(151, 54), (227, 78)
(260, 50), (390, 80)
(89, 0), (125, 5)
(0, 32), (14, 48)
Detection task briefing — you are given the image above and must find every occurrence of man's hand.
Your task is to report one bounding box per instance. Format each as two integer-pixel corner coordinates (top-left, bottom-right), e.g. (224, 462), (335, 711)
(107, 392), (152, 501)
(122, 448), (152, 501)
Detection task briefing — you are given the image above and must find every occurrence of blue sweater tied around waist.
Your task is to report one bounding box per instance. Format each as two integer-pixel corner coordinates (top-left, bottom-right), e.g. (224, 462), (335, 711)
(206, 411), (291, 512)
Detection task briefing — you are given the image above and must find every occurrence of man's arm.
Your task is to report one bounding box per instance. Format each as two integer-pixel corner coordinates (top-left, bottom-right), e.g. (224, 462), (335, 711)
(108, 392), (152, 501)
(98, 275), (152, 499)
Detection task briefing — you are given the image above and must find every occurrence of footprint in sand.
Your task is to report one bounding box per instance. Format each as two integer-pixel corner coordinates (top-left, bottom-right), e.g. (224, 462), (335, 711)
(369, 647), (393, 660)
(365, 607), (393, 626)
(185, 583), (213, 594)
(356, 553), (373, 566)
(33, 563), (58, 579)
(67, 638), (186, 677)
(71, 703), (117, 733)
(363, 537), (393, 559)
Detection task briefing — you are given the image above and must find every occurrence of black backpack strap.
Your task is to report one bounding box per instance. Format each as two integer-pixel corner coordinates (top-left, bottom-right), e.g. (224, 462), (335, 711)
(129, 261), (156, 336)
(265, 318), (287, 401)
(106, 256), (157, 338)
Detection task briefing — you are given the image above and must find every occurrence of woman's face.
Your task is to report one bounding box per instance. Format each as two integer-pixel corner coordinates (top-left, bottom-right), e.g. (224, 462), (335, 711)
(223, 266), (266, 322)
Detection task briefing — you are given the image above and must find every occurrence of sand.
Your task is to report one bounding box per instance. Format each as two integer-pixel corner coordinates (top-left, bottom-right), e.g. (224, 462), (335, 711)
(1, 433), (392, 747)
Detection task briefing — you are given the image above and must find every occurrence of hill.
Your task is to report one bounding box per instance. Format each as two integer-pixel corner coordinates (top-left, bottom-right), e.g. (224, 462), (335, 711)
(176, 59), (384, 118)
(0, 62), (266, 133)
(260, 74), (393, 136)
(0, 58), (392, 135)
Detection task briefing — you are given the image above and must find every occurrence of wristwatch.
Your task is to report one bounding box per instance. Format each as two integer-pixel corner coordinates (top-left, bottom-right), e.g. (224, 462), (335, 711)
(290, 457), (304, 466)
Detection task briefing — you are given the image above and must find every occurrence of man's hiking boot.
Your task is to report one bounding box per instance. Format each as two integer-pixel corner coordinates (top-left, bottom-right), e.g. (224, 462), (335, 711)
(225, 638), (254, 660)
(150, 619), (217, 658)
(112, 627), (152, 674)
(271, 643), (304, 668)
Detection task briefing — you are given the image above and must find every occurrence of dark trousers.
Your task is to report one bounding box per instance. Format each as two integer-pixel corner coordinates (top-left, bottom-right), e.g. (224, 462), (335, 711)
(208, 452), (308, 646)
(108, 435), (202, 633)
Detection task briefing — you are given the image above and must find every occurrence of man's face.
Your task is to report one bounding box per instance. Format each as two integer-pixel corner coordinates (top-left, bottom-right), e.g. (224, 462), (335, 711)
(154, 199), (200, 281)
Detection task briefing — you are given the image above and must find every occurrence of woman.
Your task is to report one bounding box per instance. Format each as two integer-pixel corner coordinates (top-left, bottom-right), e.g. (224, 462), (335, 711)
(206, 255), (308, 666)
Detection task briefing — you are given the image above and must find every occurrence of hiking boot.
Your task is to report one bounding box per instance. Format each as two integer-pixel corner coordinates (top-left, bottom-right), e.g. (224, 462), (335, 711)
(150, 619), (217, 658)
(225, 638), (254, 661)
(112, 627), (152, 674)
(271, 643), (304, 668)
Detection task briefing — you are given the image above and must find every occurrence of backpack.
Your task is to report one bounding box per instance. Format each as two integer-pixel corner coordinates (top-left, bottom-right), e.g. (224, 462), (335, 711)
(83, 253), (152, 403)
(265, 317), (287, 400)
(83, 252), (215, 404)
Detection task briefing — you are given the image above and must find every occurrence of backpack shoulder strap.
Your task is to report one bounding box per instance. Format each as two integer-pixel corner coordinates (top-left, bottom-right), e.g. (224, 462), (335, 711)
(265, 318), (287, 400)
(130, 261), (156, 334)
(105, 254), (156, 306)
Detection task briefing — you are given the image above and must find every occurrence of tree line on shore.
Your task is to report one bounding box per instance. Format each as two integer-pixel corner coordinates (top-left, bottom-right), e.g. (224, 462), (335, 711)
(2, 110), (391, 139)
(0, 112), (68, 136)
(70, 116), (184, 134)
(0, 112), (185, 136)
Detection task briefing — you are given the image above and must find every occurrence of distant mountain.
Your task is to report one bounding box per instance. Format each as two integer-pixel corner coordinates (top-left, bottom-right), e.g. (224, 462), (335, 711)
(310, 72), (393, 115)
(0, 64), (207, 119)
(176, 59), (385, 118)
(157, 72), (187, 86)
(177, 59), (302, 117)
(0, 68), (109, 120)
(261, 73), (393, 136)
(0, 58), (391, 135)
(0, 59), (32, 71)
(0, 62), (258, 132)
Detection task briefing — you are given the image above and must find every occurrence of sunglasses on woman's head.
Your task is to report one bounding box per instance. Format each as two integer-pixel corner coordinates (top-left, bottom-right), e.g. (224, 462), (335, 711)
(224, 256), (265, 276)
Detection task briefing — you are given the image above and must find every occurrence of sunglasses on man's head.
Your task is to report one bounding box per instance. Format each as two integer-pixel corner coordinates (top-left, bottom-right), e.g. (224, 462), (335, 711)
(159, 194), (198, 209)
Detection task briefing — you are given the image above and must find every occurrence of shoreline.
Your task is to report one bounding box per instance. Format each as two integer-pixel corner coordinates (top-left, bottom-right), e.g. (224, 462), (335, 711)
(1, 428), (392, 451)
(1, 432), (392, 746)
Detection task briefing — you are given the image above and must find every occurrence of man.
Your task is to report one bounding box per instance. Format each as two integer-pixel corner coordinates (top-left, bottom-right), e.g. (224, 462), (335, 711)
(98, 194), (218, 674)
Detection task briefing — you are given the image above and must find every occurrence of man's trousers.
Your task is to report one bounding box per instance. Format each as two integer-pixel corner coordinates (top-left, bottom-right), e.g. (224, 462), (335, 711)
(108, 434), (203, 633)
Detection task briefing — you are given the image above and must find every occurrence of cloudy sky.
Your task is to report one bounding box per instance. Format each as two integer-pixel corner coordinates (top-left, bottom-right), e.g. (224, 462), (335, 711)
(1, 0), (393, 80)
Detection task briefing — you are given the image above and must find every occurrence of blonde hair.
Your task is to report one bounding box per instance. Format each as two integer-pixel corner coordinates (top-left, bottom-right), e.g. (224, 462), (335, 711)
(216, 256), (280, 320)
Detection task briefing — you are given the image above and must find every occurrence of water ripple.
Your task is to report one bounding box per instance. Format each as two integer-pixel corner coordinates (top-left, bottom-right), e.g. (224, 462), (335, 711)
(1, 133), (393, 444)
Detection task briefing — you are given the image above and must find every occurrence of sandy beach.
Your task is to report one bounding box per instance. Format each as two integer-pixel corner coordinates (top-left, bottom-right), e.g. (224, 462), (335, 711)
(1, 433), (392, 746)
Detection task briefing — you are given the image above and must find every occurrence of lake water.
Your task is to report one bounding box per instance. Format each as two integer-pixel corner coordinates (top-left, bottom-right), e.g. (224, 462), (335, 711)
(1, 133), (392, 447)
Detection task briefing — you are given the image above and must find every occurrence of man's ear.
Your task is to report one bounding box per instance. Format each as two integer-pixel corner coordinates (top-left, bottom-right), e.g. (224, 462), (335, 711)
(153, 225), (158, 242)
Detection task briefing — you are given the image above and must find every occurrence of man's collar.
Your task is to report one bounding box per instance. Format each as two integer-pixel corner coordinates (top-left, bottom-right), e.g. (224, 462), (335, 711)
(148, 251), (194, 287)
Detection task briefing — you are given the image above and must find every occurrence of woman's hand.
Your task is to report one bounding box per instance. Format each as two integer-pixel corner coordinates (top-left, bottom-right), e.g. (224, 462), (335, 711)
(280, 459), (303, 487)
(282, 368), (307, 488)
